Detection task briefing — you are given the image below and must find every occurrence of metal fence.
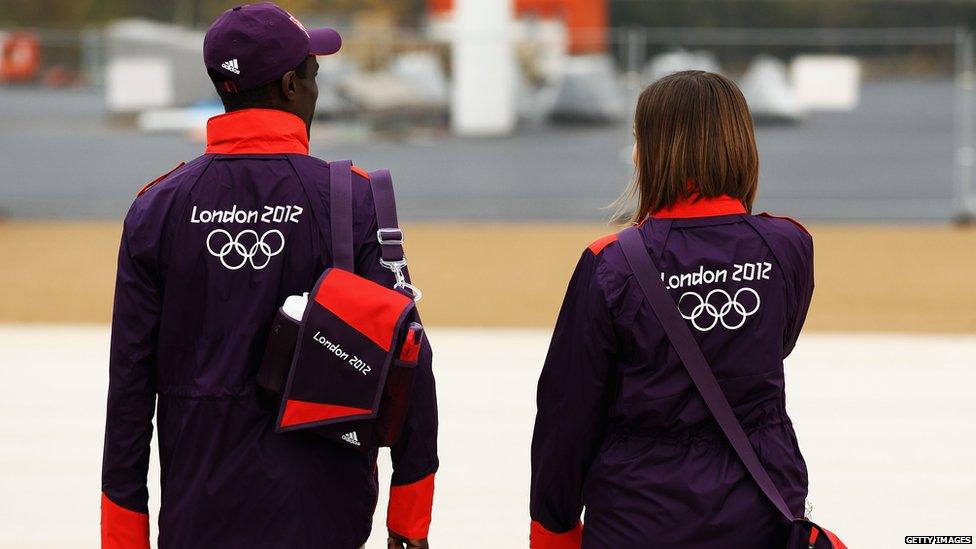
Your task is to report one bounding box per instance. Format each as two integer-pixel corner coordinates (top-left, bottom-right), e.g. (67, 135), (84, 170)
(606, 27), (976, 220)
(2, 25), (974, 220)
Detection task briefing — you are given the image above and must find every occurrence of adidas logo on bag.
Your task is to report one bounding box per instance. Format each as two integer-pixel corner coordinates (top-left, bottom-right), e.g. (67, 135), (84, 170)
(221, 59), (240, 74)
(341, 431), (360, 446)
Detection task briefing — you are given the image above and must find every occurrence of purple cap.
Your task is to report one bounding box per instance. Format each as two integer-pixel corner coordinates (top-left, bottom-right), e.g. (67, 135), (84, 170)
(204, 3), (341, 92)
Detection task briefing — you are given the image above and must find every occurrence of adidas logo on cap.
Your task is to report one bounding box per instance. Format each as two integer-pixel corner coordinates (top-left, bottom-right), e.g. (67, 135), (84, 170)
(220, 58), (240, 75)
(341, 431), (360, 446)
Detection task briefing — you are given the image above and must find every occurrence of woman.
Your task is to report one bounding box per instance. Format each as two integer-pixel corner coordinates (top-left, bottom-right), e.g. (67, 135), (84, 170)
(529, 71), (813, 548)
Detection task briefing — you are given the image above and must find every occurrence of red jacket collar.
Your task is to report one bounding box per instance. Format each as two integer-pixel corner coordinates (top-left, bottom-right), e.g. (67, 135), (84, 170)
(205, 108), (309, 155)
(652, 194), (747, 219)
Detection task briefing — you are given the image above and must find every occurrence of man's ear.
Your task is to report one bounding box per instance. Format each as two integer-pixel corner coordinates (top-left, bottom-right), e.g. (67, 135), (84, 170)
(279, 70), (298, 101)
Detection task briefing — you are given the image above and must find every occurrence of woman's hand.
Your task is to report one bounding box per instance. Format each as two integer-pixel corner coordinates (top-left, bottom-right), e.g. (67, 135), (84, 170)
(388, 530), (428, 549)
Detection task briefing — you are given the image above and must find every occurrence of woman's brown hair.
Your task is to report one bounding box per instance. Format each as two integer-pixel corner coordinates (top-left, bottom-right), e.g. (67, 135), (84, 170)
(613, 70), (759, 224)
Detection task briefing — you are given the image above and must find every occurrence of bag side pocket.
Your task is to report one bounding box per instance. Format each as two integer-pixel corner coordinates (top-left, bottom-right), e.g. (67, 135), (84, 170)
(256, 307), (301, 398)
(375, 322), (423, 447)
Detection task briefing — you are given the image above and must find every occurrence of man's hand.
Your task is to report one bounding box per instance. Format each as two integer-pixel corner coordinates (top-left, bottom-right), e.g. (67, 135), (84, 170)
(388, 529), (428, 549)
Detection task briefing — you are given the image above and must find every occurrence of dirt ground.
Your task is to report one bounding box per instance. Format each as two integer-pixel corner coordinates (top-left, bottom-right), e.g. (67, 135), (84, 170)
(1, 220), (974, 333)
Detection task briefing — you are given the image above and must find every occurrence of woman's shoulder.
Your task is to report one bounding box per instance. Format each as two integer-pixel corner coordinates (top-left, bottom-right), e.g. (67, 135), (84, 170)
(751, 212), (812, 243)
(748, 212), (813, 254)
(586, 233), (620, 256)
(747, 213), (814, 276)
(580, 231), (633, 302)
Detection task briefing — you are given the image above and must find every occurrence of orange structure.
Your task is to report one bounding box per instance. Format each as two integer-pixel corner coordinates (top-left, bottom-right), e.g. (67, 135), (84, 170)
(427, 0), (608, 54)
(0, 32), (41, 83)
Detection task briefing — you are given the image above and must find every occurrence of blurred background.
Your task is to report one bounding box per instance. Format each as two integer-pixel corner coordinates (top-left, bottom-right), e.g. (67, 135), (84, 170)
(0, 1), (974, 548)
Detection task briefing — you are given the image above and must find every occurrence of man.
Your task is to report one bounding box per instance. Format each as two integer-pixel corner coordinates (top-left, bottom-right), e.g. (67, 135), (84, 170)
(100, 4), (438, 548)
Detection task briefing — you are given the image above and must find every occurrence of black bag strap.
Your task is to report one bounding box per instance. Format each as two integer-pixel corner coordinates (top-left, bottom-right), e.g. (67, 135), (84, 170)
(324, 162), (420, 300)
(368, 168), (421, 301)
(368, 169), (405, 264)
(329, 160), (355, 271)
(328, 161), (401, 271)
(617, 225), (797, 524)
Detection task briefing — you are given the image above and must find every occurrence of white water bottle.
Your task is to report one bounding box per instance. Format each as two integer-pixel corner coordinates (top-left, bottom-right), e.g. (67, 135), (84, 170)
(257, 292), (307, 396)
(282, 292), (308, 321)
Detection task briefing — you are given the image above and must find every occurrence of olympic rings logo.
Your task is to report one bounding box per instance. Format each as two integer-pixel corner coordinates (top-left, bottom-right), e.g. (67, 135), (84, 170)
(677, 287), (761, 332)
(206, 229), (285, 271)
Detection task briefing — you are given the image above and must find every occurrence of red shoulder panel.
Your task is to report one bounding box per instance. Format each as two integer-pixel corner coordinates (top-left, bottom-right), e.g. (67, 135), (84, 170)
(758, 212), (810, 236)
(587, 233), (618, 255)
(137, 162), (185, 197)
(351, 165), (371, 180)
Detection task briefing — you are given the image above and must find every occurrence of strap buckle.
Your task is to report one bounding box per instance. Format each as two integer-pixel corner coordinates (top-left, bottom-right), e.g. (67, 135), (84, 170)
(377, 228), (404, 246)
(379, 257), (423, 302)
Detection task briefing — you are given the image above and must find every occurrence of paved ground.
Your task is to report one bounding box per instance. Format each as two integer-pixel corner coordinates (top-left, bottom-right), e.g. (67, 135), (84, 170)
(0, 79), (963, 221)
(0, 326), (973, 549)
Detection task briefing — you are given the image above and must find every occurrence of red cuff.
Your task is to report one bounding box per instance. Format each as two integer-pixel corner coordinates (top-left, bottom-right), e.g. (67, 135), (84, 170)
(101, 492), (150, 549)
(530, 520), (582, 549)
(387, 473), (435, 539)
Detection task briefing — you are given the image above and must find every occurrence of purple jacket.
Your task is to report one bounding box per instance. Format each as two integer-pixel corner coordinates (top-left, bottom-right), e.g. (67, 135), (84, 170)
(101, 109), (438, 549)
(530, 196), (813, 549)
